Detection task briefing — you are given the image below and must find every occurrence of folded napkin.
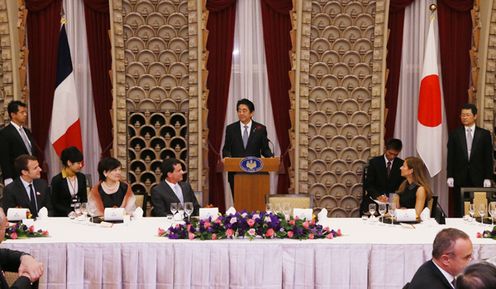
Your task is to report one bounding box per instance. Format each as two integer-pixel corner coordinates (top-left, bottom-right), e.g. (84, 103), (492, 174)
(133, 207), (144, 219)
(225, 207), (236, 215)
(317, 208), (330, 227)
(395, 209), (416, 222)
(37, 207), (48, 219)
(420, 207), (430, 221)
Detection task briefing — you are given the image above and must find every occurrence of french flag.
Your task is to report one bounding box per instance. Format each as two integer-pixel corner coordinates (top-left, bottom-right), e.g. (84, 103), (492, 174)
(49, 24), (83, 156)
(416, 16), (443, 177)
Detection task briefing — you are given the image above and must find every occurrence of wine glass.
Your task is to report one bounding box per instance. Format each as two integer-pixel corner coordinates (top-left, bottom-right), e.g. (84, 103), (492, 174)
(469, 203), (475, 222)
(378, 203), (387, 224)
(478, 203), (486, 224)
(177, 203), (185, 219)
(170, 203), (178, 216)
(368, 203), (376, 221)
(184, 202), (193, 223)
(282, 203), (291, 220)
(265, 203), (272, 214)
(489, 202), (496, 227)
(388, 203), (396, 226)
(74, 202), (81, 216)
(80, 203), (88, 217)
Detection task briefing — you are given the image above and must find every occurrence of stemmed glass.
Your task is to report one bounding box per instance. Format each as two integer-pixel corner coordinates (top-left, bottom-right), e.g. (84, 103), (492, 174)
(177, 203), (184, 219)
(265, 203), (273, 214)
(388, 203), (396, 226)
(368, 203), (376, 221)
(184, 202), (193, 223)
(282, 203), (291, 220)
(489, 202), (496, 227)
(74, 202), (81, 216)
(478, 203), (486, 224)
(80, 203), (88, 217)
(378, 203), (387, 224)
(170, 203), (178, 217)
(469, 203), (475, 222)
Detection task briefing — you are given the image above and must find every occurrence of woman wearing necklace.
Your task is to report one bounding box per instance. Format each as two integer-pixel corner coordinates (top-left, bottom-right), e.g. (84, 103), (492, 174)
(88, 157), (136, 216)
(50, 146), (88, 217)
(395, 156), (433, 217)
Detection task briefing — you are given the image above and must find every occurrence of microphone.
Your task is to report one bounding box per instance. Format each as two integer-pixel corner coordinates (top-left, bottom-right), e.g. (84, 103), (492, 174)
(434, 202), (447, 224)
(267, 138), (275, 157)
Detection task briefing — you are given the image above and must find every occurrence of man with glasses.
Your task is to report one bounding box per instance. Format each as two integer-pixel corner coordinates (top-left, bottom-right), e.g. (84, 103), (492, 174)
(361, 138), (404, 216)
(407, 228), (473, 289)
(0, 208), (44, 288)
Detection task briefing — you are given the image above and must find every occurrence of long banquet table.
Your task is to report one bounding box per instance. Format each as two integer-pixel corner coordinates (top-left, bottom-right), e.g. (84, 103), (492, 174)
(2, 217), (496, 289)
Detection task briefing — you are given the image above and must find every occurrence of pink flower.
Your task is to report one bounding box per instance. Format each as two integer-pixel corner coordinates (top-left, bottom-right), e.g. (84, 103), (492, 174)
(476, 232), (482, 238)
(309, 233), (314, 239)
(28, 226), (34, 233)
(215, 219), (222, 224)
(294, 216), (299, 221)
(186, 224), (192, 231)
(158, 228), (165, 236)
(42, 231), (49, 236)
(204, 221), (211, 229)
(188, 232), (195, 240)
(287, 231), (294, 238)
(226, 229), (234, 237)
(211, 234), (217, 240)
(289, 220), (295, 226)
(326, 233), (334, 239)
(337, 229), (342, 236)
(247, 219), (255, 227)
(302, 221), (309, 229)
(248, 228), (256, 236)
(11, 232), (17, 240)
(265, 228), (274, 238)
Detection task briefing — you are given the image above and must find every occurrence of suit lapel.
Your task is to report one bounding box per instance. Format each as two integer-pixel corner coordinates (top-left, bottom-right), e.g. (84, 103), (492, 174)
(164, 182), (181, 203)
(471, 127), (482, 159)
(7, 125), (29, 154)
(429, 260), (453, 289)
(14, 179), (30, 208)
(458, 128), (469, 161)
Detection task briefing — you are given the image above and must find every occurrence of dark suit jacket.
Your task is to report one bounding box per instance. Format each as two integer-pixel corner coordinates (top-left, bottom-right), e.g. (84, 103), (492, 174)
(361, 155), (404, 214)
(447, 126), (493, 187)
(408, 260), (453, 289)
(2, 178), (52, 218)
(0, 124), (36, 180)
(0, 248), (31, 289)
(50, 172), (87, 217)
(222, 120), (273, 158)
(150, 181), (200, 217)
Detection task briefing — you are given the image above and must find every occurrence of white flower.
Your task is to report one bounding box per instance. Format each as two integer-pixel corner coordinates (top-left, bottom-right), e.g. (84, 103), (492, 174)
(230, 217), (237, 224)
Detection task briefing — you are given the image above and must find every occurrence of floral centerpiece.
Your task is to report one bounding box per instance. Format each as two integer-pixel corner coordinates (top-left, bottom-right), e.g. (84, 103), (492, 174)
(477, 226), (496, 240)
(158, 211), (341, 240)
(4, 222), (49, 240)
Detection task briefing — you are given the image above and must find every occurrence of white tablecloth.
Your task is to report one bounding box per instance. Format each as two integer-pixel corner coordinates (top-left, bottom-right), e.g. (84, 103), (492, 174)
(2, 218), (496, 289)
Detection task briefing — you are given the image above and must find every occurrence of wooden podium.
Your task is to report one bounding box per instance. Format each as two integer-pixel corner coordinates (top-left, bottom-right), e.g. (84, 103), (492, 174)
(224, 157), (280, 211)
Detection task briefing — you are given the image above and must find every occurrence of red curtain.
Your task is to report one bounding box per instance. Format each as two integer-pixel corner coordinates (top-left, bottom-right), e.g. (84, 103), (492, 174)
(83, 0), (113, 157)
(260, 0), (292, 193)
(384, 0), (415, 141)
(438, 0), (473, 132)
(26, 0), (62, 173)
(206, 0), (237, 211)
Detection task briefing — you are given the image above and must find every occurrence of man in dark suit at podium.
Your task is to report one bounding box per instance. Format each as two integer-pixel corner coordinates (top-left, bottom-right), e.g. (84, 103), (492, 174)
(0, 101), (36, 186)
(361, 138), (404, 215)
(447, 103), (493, 217)
(150, 158), (200, 217)
(222, 98), (273, 194)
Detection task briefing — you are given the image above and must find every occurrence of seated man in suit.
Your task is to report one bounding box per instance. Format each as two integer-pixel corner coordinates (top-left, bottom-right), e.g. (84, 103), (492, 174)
(151, 158), (200, 217)
(0, 208), (44, 289)
(2, 155), (52, 218)
(407, 228), (473, 289)
(222, 98), (273, 194)
(0, 101), (37, 186)
(361, 138), (404, 215)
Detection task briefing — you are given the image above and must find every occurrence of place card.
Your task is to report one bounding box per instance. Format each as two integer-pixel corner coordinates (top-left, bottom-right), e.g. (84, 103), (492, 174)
(395, 209), (416, 222)
(7, 208), (29, 221)
(104, 208), (125, 221)
(293, 208), (313, 220)
(199, 208), (219, 220)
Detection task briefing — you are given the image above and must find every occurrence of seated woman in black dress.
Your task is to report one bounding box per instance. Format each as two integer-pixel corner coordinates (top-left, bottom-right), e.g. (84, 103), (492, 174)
(88, 157), (136, 216)
(395, 156), (432, 217)
(50, 146), (87, 217)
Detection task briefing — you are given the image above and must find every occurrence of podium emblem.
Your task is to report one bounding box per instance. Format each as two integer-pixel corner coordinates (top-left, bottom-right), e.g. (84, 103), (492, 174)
(240, 157), (264, 173)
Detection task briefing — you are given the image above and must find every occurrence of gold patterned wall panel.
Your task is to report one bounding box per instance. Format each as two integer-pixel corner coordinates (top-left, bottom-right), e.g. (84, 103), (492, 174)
(122, 0), (190, 198)
(308, 0), (379, 217)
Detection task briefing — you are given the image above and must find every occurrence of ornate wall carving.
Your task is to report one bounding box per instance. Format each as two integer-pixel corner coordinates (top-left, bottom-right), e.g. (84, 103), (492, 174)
(483, 2), (496, 131)
(307, 0), (383, 217)
(121, 0), (191, 198)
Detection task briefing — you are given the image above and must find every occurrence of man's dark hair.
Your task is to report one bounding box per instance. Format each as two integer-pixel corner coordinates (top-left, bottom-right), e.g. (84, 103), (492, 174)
(432, 228), (470, 259)
(160, 158), (181, 181)
(462, 103), (478, 115)
(14, 154), (38, 175)
(456, 262), (496, 289)
(236, 98), (255, 113)
(7, 100), (27, 119)
(97, 157), (122, 181)
(60, 146), (84, 167)
(385, 138), (402, 151)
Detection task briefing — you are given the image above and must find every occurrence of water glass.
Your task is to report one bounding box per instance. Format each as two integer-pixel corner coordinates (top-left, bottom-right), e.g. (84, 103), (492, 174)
(184, 202), (194, 222)
(388, 203), (396, 226)
(469, 203), (475, 222)
(80, 203), (88, 216)
(489, 202), (496, 227)
(170, 203), (178, 216)
(478, 203), (486, 224)
(378, 203), (387, 224)
(74, 202), (81, 216)
(282, 203), (291, 220)
(265, 203), (273, 213)
(368, 203), (376, 220)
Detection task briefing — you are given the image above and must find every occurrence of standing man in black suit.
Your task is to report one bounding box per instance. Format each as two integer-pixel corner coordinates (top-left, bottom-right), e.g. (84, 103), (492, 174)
(361, 138), (404, 215)
(151, 158), (200, 217)
(0, 208), (44, 289)
(2, 155), (52, 218)
(407, 228), (472, 289)
(0, 101), (36, 186)
(447, 103), (493, 217)
(222, 98), (273, 194)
